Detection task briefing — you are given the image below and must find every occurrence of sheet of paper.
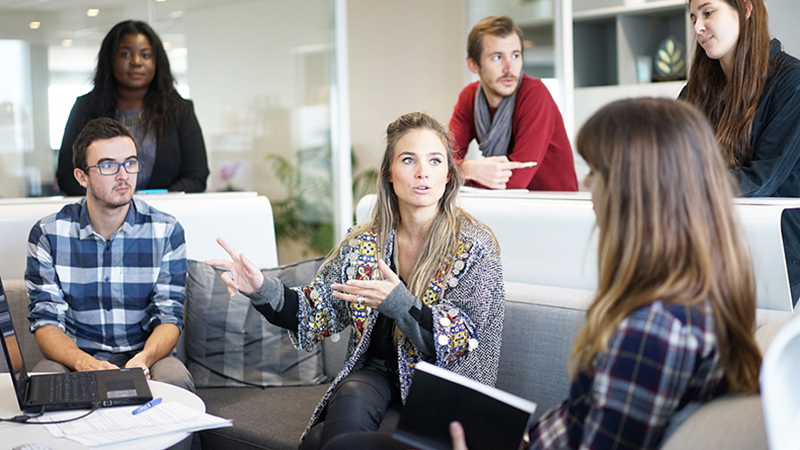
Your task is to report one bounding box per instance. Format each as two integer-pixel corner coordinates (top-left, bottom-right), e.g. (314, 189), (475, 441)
(40, 401), (232, 447)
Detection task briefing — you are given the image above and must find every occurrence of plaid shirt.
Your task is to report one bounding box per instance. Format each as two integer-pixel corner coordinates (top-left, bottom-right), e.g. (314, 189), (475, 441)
(25, 197), (187, 358)
(530, 300), (725, 450)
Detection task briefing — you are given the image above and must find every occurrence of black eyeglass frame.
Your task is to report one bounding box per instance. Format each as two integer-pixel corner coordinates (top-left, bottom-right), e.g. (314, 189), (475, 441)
(84, 159), (142, 176)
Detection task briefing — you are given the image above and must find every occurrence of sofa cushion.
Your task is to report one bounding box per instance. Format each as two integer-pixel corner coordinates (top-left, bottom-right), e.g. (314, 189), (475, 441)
(0, 278), (44, 371)
(185, 258), (326, 388)
(659, 395), (767, 449)
(497, 282), (594, 421)
(197, 384), (330, 450)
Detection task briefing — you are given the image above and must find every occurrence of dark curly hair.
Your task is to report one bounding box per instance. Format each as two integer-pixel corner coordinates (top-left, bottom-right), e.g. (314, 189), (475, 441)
(92, 20), (180, 138)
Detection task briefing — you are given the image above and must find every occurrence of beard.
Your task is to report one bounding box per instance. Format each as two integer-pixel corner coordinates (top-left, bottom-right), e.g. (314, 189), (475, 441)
(89, 182), (134, 210)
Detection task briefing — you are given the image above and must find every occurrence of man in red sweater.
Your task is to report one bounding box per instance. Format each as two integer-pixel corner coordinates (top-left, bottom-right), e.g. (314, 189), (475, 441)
(450, 16), (578, 191)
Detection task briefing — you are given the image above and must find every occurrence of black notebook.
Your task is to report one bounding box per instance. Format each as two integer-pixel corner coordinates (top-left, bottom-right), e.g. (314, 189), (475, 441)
(394, 361), (537, 450)
(0, 275), (152, 413)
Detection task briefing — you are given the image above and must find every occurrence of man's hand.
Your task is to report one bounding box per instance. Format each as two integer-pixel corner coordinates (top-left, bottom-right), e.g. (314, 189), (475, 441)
(460, 156), (530, 189)
(125, 354), (151, 379)
(74, 355), (118, 372)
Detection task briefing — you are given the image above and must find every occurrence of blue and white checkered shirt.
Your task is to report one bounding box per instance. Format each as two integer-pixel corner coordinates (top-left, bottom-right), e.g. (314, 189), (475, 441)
(25, 197), (187, 358)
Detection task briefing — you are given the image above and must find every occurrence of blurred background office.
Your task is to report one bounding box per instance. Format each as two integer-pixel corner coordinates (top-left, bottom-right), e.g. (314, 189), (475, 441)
(0, 0), (798, 263)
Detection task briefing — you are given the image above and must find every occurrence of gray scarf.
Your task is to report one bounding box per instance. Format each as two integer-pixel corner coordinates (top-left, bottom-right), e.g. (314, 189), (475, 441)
(473, 76), (521, 157)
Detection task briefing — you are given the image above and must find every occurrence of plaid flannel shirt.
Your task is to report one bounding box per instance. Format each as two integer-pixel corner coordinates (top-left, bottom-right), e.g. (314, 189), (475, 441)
(25, 197), (187, 358)
(530, 300), (725, 450)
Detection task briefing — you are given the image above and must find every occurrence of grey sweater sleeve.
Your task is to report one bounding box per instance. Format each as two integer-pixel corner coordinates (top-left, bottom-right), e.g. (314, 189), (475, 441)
(377, 283), (436, 356)
(244, 277), (300, 330)
(245, 276), (284, 308)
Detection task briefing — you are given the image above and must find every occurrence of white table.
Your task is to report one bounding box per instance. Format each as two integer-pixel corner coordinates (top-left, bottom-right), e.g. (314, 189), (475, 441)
(0, 377), (205, 450)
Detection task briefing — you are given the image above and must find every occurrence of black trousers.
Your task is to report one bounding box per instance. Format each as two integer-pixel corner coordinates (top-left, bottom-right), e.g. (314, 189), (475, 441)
(299, 367), (402, 450)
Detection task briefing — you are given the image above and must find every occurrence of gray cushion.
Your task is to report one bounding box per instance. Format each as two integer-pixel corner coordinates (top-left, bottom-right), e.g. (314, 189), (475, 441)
(185, 258), (327, 388)
(0, 278), (43, 371)
(197, 384), (330, 450)
(659, 395), (767, 450)
(497, 282), (594, 421)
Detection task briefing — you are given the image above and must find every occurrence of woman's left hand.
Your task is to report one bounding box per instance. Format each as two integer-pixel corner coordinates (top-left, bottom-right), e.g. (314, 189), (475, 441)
(331, 259), (401, 308)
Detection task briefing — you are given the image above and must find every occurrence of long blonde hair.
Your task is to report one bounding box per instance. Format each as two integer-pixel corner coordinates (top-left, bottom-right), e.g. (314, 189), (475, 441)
(329, 111), (472, 298)
(571, 98), (761, 394)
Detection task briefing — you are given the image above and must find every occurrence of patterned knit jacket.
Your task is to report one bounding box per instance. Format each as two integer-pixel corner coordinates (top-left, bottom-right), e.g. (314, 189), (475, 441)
(289, 216), (506, 439)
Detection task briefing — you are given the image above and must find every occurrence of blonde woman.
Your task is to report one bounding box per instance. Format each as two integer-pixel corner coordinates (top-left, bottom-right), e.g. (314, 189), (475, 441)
(207, 112), (505, 450)
(447, 98), (762, 450)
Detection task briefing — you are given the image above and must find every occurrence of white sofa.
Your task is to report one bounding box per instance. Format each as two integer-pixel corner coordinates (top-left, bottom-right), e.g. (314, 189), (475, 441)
(358, 192), (800, 312)
(1, 192), (795, 449)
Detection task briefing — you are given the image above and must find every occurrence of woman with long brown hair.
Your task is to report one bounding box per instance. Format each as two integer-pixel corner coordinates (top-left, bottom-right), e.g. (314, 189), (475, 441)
(682, 0), (800, 306)
(445, 98), (762, 450)
(207, 111), (505, 450)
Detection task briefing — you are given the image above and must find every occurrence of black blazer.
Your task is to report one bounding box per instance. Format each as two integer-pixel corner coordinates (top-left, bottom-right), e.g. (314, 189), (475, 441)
(56, 92), (210, 195)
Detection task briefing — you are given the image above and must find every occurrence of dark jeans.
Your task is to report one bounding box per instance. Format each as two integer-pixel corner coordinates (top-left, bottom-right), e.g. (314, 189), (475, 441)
(299, 367), (402, 450)
(322, 431), (408, 450)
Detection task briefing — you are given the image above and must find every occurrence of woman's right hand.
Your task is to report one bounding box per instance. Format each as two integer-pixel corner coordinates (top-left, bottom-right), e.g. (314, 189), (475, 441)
(205, 237), (264, 297)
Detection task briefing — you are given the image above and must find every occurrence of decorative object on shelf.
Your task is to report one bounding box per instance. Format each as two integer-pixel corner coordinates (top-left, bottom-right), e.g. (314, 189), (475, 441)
(653, 36), (686, 81)
(636, 55), (653, 84)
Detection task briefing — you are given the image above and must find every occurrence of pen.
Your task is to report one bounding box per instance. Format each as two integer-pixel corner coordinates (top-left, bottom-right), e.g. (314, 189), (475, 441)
(132, 397), (162, 415)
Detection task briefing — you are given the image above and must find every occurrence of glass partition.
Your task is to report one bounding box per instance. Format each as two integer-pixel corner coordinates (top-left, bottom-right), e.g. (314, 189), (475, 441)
(0, 0), (346, 263)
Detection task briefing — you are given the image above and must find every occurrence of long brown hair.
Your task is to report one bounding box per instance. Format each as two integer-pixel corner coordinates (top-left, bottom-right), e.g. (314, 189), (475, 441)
(684, 0), (771, 166)
(572, 98), (761, 394)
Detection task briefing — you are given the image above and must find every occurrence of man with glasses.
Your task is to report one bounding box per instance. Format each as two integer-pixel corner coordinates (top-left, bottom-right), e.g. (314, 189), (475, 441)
(24, 117), (193, 391)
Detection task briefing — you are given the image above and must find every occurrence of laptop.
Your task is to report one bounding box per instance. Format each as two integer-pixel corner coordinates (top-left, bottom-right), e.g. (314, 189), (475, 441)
(0, 275), (152, 413)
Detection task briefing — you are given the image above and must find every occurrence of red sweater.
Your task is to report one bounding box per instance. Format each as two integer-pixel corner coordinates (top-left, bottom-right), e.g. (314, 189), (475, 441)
(449, 74), (578, 191)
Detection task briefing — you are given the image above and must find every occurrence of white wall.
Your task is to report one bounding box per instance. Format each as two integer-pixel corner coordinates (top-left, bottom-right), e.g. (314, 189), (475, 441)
(769, 0), (800, 55)
(347, 0), (466, 174)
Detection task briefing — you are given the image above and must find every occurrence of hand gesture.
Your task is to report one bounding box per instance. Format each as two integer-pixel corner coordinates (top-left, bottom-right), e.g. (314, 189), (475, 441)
(205, 237), (264, 297)
(461, 156), (531, 189)
(331, 260), (401, 309)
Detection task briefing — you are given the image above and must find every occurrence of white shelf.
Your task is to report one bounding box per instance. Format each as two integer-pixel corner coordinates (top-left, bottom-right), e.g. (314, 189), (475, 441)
(573, 0), (688, 21)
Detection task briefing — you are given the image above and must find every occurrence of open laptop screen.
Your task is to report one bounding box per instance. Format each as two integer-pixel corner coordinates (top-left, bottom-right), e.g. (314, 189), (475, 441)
(0, 277), (30, 406)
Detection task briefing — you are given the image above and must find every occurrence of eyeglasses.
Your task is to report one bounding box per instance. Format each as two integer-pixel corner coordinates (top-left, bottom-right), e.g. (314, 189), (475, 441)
(85, 159), (142, 176)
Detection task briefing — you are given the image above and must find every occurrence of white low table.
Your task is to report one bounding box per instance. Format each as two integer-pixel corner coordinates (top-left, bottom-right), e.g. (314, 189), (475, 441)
(0, 377), (205, 450)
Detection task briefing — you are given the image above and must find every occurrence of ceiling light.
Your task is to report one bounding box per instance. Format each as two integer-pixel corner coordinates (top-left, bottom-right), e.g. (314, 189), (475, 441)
(62, 39), (73, 47)
(163, 41), (171, 50)
(29, 21), (41, 30)
(156, 0), (167, 2)
(87, 9), (100, 17)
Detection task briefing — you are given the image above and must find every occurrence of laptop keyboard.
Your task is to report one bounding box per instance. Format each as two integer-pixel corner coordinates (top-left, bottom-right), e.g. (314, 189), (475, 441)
(49, 372), (99, 403)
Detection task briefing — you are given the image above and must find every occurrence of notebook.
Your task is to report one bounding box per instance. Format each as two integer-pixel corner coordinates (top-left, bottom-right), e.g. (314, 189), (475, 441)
(0, 275), (152, 413)
(393, 361), (537, 450)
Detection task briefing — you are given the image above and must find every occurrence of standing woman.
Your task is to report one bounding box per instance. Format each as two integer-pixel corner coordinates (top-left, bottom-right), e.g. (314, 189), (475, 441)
(682, 0), (800, 305)
(206, 111), (505, 450)
(57, 20), (209, 195)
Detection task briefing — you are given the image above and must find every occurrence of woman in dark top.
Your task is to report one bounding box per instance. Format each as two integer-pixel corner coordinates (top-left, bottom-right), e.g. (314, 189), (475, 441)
(683, 0), (800, 306)
(206, 112), (505, 450)
(57, 20), (209, 195)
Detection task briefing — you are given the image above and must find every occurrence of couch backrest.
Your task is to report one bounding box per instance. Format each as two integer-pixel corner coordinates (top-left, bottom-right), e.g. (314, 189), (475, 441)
(496, 281), (794, 422)
(357, 193), (799, 311)
(0, 192), (278, 282)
